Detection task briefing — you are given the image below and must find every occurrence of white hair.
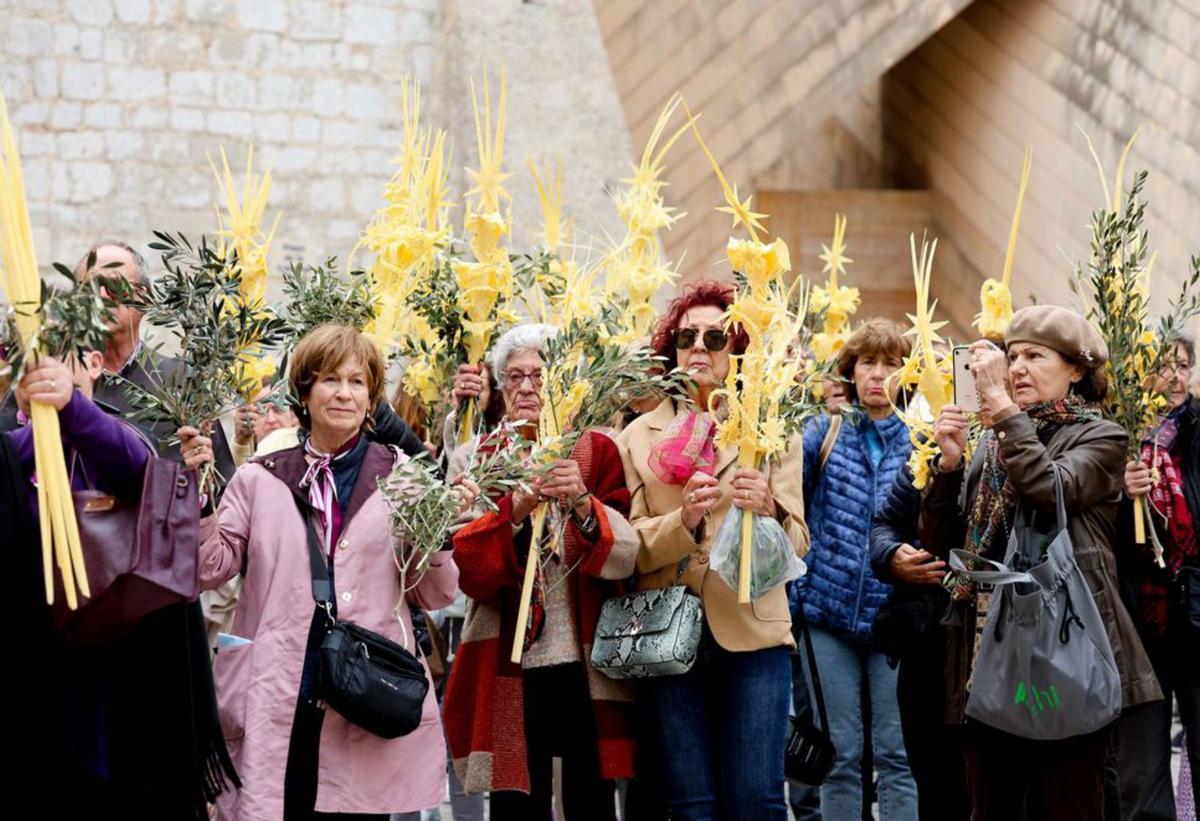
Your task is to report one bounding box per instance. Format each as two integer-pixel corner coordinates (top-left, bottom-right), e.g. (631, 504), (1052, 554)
(490, 323), (557, 387)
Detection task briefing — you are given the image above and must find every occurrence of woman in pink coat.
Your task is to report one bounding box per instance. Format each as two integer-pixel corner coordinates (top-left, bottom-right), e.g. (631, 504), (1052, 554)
(185, 324), (464, 820)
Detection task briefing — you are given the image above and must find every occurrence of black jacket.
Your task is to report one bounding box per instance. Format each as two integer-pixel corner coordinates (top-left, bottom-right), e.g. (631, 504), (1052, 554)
(371, 399), (429, 459)
(870, 462), (925, 583)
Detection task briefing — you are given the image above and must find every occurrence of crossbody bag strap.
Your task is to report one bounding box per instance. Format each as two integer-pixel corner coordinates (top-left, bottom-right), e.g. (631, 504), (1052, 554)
(797, 611), (830, 734)
(818, 414), (842, 474)
(294, 495), (334, 611)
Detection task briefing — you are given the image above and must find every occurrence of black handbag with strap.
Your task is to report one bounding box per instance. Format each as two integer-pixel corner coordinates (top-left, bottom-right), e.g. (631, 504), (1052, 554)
(785, 612), (836, 785)
(298, 501), (429, 739)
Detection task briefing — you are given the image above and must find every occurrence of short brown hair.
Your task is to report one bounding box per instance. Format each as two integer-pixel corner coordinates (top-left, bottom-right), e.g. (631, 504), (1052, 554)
(289, 324), (385, 431)
(836, 318), (912, 402)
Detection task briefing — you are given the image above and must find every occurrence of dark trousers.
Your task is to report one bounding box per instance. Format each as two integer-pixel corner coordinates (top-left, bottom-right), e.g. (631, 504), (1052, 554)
(1115, 624), (1200, 820)
(282, 700), (388, 821)
(489, 662), (616, 821)
(644, 631), (791, 821)
(963, 720), (1113, 821)
(897, 634), (970, 821)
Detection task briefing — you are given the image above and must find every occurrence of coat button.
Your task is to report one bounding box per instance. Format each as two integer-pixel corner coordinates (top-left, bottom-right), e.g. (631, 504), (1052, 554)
(338, 539), (349, 551)
(998, 431), (1007, 440)
(341, 591), (352, 602)
(697, 554), (709, 564)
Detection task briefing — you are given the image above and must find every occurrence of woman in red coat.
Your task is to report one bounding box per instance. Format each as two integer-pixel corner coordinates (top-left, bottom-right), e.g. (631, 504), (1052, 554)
(443, 323), (639, 821)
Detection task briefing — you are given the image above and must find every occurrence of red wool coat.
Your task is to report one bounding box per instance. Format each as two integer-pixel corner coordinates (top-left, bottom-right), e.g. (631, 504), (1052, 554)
(443, 430), (638, 794)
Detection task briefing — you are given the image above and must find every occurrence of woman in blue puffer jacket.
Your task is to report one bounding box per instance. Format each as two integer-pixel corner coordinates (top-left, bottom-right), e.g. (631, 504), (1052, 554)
(795, 318), (919, 820)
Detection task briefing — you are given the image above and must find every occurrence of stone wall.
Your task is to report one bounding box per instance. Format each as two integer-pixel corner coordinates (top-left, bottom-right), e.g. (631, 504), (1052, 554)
(0, 0), (633, 290)
(885, 0), (1200, 316)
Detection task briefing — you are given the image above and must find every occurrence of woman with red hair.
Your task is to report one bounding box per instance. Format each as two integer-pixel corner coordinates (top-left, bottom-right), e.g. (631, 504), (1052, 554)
(617, 281), (809, 820)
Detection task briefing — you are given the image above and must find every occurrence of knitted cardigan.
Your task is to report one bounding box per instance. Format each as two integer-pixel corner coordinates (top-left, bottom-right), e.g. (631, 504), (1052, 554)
(443, 430), (638, 794)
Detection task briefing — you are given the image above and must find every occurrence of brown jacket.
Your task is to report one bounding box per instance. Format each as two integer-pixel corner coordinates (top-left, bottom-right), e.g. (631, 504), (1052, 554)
(615, 398), (809, 652)
(926, 408), (1162, 723)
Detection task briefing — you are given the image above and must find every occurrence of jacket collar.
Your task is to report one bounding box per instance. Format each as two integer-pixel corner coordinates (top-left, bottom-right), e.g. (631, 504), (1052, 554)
(255, 440), (397, 526)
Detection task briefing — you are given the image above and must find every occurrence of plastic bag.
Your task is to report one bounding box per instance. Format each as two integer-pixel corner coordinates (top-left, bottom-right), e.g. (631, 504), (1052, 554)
(710, 507), (807, 600)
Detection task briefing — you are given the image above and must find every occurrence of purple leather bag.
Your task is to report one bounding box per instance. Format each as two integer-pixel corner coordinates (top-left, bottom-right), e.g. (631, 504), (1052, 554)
(52, 455), (200, 643)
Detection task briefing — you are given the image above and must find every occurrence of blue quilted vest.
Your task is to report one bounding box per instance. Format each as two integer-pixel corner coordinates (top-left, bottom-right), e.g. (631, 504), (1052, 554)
(795, 410), (911, 640)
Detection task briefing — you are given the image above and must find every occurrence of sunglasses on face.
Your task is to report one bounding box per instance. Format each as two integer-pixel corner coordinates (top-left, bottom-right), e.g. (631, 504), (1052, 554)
(673, 327), (729, 352)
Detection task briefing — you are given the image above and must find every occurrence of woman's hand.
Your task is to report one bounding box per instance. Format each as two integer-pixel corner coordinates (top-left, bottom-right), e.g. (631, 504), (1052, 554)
(1124, 461), (1153, 498)
(452, 364), (485, 408)
(539, 459), (591, 518)
(889, 544), (947, 585)
(968, 341), (1014, 415)
(934, 405), (969, 471)
(17, 357), (75, 413)
(512, 481), (540, 524)
(449, 473), (482, 514)
(681, 471), (721, 531)
(178, 425), (215, 472)
(732, 468), (776, 518)
(233, 403), (260, 446)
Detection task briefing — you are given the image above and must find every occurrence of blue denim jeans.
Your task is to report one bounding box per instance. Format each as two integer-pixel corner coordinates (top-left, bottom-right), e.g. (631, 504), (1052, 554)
(645, 630), (791, 821)
(801, 623), (918, 820)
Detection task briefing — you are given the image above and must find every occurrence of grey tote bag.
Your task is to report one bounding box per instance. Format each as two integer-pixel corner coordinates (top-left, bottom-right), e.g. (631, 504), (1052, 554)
(949, 466), (1121, 740)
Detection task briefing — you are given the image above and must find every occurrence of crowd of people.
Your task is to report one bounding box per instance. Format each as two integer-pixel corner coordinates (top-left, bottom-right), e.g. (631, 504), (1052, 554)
(2, 239), (1199, 821)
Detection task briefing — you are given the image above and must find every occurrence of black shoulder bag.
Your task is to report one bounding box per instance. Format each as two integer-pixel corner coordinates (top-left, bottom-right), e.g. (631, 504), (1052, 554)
(784, 612), (836, 785)
(300, 503), (429, 739)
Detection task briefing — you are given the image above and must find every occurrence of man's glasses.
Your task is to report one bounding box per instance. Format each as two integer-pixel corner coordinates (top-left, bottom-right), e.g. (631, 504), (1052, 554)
(504, 369), (544, 389)
(673, 327), (729, 352)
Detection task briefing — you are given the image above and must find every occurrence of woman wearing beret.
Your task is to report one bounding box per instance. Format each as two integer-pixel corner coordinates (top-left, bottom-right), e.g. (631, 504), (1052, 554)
(925, 305), (1161, 820)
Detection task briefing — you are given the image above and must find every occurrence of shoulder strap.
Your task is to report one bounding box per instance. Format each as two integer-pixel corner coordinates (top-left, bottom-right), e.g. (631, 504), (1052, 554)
(796, 611), (829, 733)
(818, 414), (843, 475)
(294, 495), (334, 610)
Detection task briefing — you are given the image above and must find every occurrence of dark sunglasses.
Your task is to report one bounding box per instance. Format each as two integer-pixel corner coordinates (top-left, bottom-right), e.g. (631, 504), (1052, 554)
(673, 327), (729, 352)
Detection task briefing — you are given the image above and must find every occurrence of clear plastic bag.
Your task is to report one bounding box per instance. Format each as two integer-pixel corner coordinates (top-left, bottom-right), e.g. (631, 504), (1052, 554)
(710, 507), (807, 600)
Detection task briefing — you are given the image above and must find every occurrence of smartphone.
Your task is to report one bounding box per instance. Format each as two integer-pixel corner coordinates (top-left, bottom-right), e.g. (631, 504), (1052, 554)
(952, 346), (981, 412)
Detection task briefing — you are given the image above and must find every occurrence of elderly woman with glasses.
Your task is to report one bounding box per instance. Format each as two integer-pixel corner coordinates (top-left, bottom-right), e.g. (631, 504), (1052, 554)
(443, 324), (640, 821)
(184, 324), (467, 820)
(616, 281), (809, 821)
(1116, 331), (1200, 817)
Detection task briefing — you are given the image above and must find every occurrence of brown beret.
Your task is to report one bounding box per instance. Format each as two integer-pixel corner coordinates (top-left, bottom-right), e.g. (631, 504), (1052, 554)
(1005, 305), (1108, 369)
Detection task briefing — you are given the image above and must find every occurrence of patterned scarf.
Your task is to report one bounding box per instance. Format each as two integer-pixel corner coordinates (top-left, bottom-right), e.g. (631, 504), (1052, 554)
(950, 397), (1102, 601)
(299, 434), (360, 553)
(1135, 410), (1199, 633)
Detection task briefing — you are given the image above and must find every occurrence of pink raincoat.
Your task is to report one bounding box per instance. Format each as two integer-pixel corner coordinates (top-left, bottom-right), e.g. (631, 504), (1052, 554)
(199, 443), (457, 819)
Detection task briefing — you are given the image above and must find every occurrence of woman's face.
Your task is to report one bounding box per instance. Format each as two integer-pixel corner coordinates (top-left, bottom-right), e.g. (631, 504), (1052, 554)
(501, 348), (545, 426)
(852, 350), (903, 411)
(676, 305), (731, 392)
(1007, 342), (1084, 408)
(1152, 341), (1192, 410)
(253, 387), (298, 441)
(305, 357), (371, 444)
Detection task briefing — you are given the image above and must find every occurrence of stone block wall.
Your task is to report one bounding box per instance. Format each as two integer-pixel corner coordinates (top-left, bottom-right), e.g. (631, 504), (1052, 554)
(0, 0), (633, 291)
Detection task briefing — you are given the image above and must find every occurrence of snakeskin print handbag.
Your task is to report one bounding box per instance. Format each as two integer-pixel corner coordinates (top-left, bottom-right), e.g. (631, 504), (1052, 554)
(591, 559), (704, 679)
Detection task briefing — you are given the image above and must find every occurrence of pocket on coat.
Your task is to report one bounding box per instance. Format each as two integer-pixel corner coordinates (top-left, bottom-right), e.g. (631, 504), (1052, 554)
(213, 642), (254, 740)
(750, 587), (792, 623)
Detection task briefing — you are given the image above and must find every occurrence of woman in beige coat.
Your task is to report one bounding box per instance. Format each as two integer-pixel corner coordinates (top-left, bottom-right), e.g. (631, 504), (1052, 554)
(617, 281), (808, 821)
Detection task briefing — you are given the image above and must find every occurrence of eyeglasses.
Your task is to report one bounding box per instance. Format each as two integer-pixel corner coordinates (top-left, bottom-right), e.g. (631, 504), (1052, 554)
(504, 369), (544, 389)
(1159, 360), (1193, 378)
(673, 327), (729, 352)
